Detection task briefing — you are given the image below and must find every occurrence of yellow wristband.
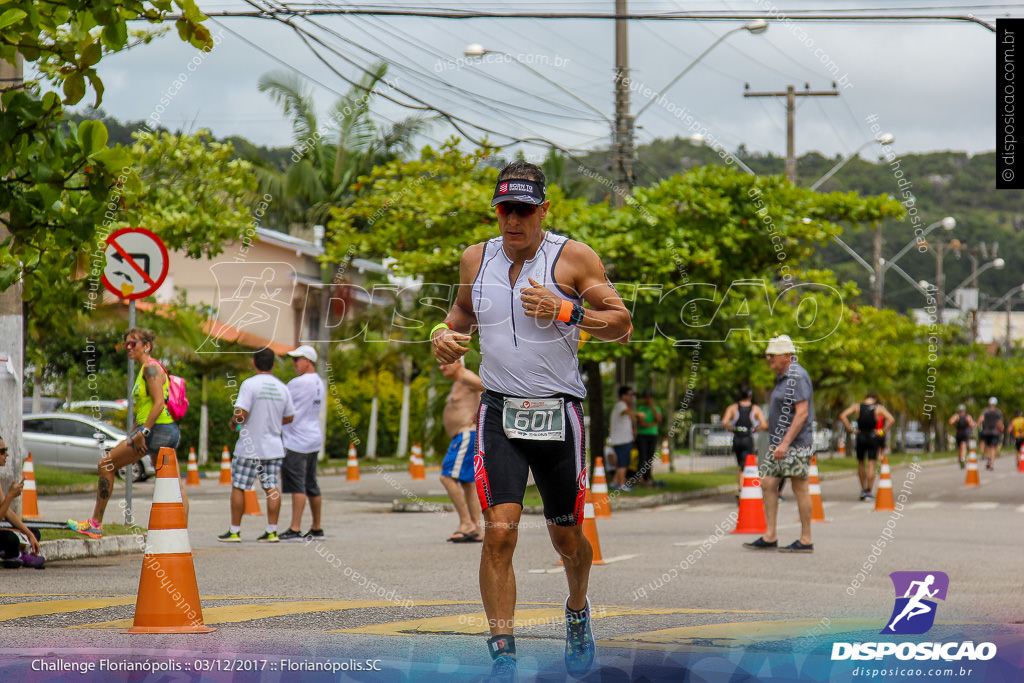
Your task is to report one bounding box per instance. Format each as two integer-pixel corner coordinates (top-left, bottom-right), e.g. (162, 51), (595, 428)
(429, 322), (451, 340)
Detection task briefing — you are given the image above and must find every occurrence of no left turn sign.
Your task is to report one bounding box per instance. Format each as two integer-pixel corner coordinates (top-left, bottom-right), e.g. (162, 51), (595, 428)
(101, 227), (169, 300)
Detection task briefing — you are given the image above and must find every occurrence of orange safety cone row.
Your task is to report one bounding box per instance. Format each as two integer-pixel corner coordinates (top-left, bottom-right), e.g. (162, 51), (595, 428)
(808, 455), (827, 522)
(125, 447), (215, 634)
(838, 437), (846, 457)
(218, 446), (231, 485)
(732, 454), (767, 534)
(243, 486), (262, 516)
(874, 455), (895, 511)
(346, 443), (360, 482)
(21, 452), (40, 519)
(661, 438), (670, 465)
(409, 443), (426, 481)
(591, 456), (611, 519)
(1017, 444), (1024, 473)
(185, 447), (200, 487)
(964, 448), (981, 487)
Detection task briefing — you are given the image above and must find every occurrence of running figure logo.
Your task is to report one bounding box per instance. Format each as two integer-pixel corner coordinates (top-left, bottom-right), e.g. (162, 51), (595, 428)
(881, 571), (949, 635)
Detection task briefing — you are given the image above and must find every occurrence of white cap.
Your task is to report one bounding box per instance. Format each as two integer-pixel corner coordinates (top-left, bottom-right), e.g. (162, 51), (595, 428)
(765, 334), (796, 355)
(989, 396), (998, 406)
(287, 345), (318, 363)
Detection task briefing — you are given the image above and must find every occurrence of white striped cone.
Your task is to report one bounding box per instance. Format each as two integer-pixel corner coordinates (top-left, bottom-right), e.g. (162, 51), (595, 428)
(808, 455), (826, 521)
(591, 456), (611, 519)
(874, 456), (895, 510)
(125, 447), (214, 634)
(21, 453), (40, 519)
(661, 438), (670, 465)
(409, 443), (426, 480)
(732, 454), (766, 534)
(964, 449), (981, 487)
(218, 446), (231, 485)
(185, 448), (200, 487)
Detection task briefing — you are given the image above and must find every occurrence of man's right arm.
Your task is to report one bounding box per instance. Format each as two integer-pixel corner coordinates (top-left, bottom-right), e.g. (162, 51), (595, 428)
(432, 246), (481, 364)
(840, 404), (857, 432)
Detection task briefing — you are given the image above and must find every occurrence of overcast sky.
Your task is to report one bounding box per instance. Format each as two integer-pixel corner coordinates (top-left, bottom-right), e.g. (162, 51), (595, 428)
(80, 1), (1017, 168)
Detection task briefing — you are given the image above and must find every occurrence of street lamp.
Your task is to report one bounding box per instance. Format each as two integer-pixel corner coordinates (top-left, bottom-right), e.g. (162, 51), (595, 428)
(688, 134), (757, 175)
(810, 134), (895, 191)
(463, 44), (612, 126)
(635, 20), (768, 119)
(875, 216), (956, 306)
(982, 284), (1024, 349)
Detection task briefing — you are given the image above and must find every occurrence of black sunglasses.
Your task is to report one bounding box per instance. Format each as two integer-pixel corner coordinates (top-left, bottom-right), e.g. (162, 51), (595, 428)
(496, 203), (538, 217)
(0, 448), (7, 455)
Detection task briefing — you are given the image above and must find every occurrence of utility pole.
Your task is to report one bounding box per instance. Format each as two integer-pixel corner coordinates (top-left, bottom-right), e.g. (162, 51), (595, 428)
(0, 55), (24, 505)
(613, 0), (633, 208)
(743, 83), (839, 183)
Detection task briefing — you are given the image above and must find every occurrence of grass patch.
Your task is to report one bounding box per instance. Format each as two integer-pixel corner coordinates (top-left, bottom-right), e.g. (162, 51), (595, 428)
(34, 465), (96, 488)
(813, 451), (951, 474)
(40, 523), (143, 541)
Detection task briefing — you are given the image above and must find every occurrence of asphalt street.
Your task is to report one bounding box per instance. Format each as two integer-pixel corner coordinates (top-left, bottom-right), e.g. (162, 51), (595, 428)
(1, 454), (1022, 682)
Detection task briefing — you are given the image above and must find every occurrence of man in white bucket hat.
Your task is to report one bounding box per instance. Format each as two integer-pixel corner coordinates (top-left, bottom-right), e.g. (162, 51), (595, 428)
(743, 334), (816, 553)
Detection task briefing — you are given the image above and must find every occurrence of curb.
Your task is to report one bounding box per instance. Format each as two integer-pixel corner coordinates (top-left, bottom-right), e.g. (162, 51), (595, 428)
(40, 533), (146, 562)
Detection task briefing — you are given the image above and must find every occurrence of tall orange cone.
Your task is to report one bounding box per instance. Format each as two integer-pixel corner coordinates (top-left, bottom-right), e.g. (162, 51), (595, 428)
(873, 455), (895, 511)
(1017, 444), (1024, 473)
(661, 438), (670, 465)
(808, 455), (827, 522)
(964, 448), (981, 487)
(838, 435), (846, 457)
(346, 443), (360, 481)
(732, 454), (767, 534)
(409, 443), (426, 481)
(591, 456), (611, 519)
(218, 446), (231, 485)
(243, 486), (262, 515)
(21, 453), (40, 519)
(125, 447), (215, 634)
(185, 447), (200, 487)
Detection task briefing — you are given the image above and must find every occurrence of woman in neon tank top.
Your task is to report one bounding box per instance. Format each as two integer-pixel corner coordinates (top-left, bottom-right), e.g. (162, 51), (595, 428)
(67, 328), (184, 538)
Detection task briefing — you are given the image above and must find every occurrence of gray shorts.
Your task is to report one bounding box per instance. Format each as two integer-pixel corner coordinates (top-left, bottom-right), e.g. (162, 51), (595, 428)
(759, 446), (813, 479)
(281, 449), (321, 496)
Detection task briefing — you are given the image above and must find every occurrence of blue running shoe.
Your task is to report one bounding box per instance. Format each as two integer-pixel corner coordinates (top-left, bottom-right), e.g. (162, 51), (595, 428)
(564, 597), (596, 676)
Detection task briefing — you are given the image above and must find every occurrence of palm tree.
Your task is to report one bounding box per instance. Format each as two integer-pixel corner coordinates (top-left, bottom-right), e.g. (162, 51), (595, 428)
(256, 63), (431, 229)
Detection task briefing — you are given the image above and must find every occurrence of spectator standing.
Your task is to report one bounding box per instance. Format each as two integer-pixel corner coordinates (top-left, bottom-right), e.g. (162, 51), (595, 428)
(608, 386), (638, 492)
(0, 435), (44, 568)
(634, 389), (663, 487)
(439, 358), (485, 543)
(840, 392), (896, 501)
(743, 335), (816, 553)
(217, 348), (295, 543)
(279, 345), (326, 541)
(977, 397), (1004, 471)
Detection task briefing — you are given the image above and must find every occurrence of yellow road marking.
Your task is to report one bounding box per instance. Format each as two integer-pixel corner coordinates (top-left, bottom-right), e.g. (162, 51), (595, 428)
(77, 600), (475, 629)
(0, 597), (137, 621)
(332, 607), (775, 637)
(598, 618), (882, 651)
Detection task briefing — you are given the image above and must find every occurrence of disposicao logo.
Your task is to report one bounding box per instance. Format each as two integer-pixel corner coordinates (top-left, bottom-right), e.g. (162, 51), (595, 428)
(831, 572), (997, 662)
(882, 570), (948, 635)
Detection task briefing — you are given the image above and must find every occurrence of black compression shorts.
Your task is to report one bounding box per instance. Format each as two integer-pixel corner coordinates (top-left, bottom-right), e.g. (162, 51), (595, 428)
(474, 391), (587, 526)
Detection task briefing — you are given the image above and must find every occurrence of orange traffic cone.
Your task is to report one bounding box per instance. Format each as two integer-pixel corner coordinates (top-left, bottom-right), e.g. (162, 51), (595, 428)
(185, 448), (200, 487)
(1017, 444), (1024, 473)
(346, 443), (360, 482)
(558, 487), (605, 567)
(661, 438), (670, 465)
(243, 486), (262, 515)
(218, 446), (231, 485)
(732, 454), (767, 534)
(874, 455), (895, 511)
(125, 447), (215, 634)
(409, 443), (426, 481)
(21, 453), (40, 519)
(964, 448), (981, 487)
(591, 456), (611, 519)
(808, 455), (827, 522)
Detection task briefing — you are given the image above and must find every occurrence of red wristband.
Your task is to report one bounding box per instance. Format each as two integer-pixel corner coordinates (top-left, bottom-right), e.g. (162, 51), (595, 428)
(556, 299), (573, 323)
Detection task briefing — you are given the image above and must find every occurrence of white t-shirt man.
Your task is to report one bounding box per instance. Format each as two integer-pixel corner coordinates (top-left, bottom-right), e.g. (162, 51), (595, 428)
(608, 399), (635, 447)
(234, 373), (295, 460)
(283, 372), (324, 454)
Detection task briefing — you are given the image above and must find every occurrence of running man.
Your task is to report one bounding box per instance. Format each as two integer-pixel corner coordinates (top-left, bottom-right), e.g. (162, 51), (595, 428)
(840, 392), (895, 501)
(431, 161), (632, 681)
(976, 397), (1004, 471)
(948, 404), (975, 469)
(888, 574), (939, 631)
(722, 389), (767, 494)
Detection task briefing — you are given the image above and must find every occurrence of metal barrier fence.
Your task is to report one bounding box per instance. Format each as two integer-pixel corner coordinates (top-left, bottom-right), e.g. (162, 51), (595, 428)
(682, 423), (768, 473)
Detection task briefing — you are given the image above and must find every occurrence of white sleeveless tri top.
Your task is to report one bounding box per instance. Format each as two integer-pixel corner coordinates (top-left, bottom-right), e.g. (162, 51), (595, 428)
(472, 232), (586, 399)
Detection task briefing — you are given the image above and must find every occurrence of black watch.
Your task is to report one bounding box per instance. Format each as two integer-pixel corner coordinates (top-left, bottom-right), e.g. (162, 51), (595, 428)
(140, 427), (151, 437)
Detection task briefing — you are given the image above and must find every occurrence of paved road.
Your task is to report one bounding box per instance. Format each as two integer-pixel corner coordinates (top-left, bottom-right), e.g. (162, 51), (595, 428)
(2, 455), (1022, 682)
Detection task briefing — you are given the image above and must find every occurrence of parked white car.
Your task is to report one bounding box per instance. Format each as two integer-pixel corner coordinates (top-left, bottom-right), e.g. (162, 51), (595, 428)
(22, 412), (154, 482)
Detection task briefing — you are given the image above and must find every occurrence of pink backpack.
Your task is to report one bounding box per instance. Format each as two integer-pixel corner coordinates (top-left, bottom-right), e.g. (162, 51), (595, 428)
(153, 360), (189, 421)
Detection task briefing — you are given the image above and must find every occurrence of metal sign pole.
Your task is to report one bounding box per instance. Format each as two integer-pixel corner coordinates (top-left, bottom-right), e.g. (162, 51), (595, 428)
(125, 300), (135, 526)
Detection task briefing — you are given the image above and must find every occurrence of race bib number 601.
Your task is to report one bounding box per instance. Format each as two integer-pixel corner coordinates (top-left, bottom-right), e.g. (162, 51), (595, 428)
(502, 397), (565, 441)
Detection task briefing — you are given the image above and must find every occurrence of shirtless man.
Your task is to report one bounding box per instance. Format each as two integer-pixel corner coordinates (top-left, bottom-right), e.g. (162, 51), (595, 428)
(439, 359), (485, 543)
